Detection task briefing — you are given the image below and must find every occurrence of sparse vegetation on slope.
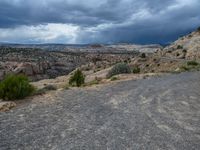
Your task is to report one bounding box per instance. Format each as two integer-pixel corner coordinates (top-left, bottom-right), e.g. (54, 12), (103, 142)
(0, 74), (35, 100)
(180, 61), (200, 72)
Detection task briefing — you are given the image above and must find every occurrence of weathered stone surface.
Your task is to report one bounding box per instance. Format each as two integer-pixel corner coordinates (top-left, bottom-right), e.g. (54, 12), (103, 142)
(0, 72), (199, 149)
(14, 63), (33, 75)
(0, 101), (16, 112)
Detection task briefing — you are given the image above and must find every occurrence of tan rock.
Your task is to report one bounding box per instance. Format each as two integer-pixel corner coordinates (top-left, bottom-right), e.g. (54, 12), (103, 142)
(0, 101), (16, 112)
(32, 64), (40, 75)
(23, 63), (34, 75)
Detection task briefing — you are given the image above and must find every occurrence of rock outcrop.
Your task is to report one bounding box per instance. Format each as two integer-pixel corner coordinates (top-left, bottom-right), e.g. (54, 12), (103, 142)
(0, 101), (16, 112)
(0, 46), (139, 81)
(162, 30), (200, 59)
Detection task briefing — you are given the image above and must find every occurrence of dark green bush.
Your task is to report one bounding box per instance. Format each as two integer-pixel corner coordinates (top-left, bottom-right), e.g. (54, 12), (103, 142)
(182, 49), (187, 53)
(197, 27), (200, 32)
(107, 63), (131, 78)
(132, 66), (141, 74)
(177, 45), (183, 49)
(0, 74), (35, 100)
(69, 69), (85, 87)
(187, 61), (199, 66)
(140, 53), (146, 58)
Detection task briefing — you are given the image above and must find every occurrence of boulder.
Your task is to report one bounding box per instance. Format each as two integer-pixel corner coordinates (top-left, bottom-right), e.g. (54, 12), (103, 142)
(13, 62), (49, 76)
(32, 64), (40, 75)
(13, 63), (32, 75)
(0, 101), (16, 112)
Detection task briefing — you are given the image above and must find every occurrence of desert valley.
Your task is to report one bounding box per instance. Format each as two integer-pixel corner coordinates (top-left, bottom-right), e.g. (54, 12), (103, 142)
(1, 29), (200, 90)
(0, 0), (200, 149)
(0, 28), (200, 149)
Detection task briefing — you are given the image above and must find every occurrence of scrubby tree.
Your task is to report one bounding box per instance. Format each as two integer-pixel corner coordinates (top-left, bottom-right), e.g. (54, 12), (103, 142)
(69, 69), (85, 87)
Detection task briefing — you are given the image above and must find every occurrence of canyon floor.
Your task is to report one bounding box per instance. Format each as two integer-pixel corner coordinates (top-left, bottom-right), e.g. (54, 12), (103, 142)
(0, 71), (200, 150)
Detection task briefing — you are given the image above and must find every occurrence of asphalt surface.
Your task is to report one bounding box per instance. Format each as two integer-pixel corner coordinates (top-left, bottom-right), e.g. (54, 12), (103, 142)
(0, 72), (200, 150)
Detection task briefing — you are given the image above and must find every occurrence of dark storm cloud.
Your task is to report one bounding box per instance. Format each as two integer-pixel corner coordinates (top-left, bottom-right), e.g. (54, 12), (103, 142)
(0, 0), (178, 28)
(0, 0), (124, 28)
(0, 0), (200, 44)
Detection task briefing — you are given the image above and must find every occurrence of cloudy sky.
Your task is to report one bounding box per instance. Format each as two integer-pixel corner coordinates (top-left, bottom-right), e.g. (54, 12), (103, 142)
(0, 0), (200, 44)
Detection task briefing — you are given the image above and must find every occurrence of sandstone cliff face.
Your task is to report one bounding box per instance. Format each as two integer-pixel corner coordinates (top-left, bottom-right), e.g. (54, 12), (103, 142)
(0, 61), (50, 81)
(0, 48), (88, 81)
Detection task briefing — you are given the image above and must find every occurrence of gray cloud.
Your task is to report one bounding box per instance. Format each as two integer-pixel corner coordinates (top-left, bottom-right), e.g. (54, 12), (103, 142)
(0, 0), (200, 44)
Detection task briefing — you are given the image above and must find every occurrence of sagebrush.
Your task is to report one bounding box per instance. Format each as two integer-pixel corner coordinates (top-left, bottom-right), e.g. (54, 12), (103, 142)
(0, 74), (35, 100)
(107, 63), (131, 78)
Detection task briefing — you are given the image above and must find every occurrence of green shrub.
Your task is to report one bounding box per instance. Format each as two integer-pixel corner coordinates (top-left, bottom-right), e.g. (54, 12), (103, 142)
(124, 60), (128, 63)
(197, 27), (200, 32)
(177, 45), (183, 49)
(69, 69), (85, 87)
(140, 53), (146, 58)
(110, 76), (118, 81)
(179, 61), (200, 72)
(182, 49), (187, 53)
(132, 66), (140, 74)
(0, 74), (35, 100)
(180, 65), (190, 71)
(107, 63), (131, 78)
(188, 35), (192, 38)
(187, 61), (199, 66)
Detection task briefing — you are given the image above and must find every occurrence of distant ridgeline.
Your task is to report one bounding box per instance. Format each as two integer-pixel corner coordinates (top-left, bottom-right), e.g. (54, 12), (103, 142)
(0, 44), (147, 81)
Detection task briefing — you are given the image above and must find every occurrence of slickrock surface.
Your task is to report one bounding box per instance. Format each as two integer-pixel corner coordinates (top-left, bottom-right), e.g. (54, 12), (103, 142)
(0, 72), (200, 149)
